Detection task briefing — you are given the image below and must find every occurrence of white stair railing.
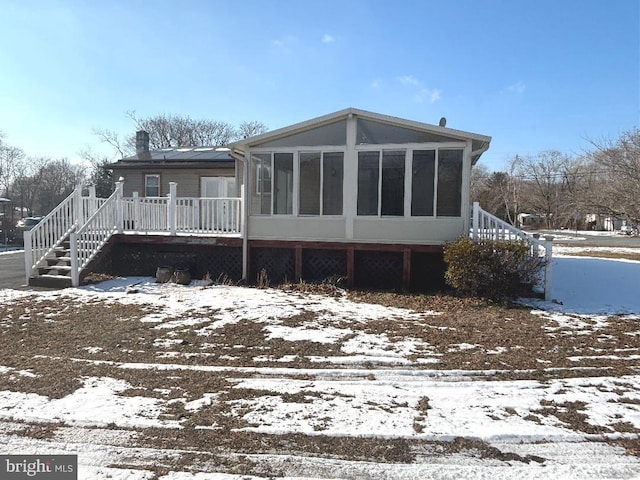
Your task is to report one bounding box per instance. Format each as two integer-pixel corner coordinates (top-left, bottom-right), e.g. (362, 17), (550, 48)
(69, 182), (123, 287)
(471, 202), (553, 300)
(24, 187), (82, 281)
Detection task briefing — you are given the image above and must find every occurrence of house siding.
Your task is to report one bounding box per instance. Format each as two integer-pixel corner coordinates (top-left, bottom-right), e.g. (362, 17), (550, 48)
(114, 167), (235, 197)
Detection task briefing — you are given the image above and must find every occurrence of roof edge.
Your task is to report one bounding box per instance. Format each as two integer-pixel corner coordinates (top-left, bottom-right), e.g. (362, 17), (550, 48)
(230, 107), (491, 150)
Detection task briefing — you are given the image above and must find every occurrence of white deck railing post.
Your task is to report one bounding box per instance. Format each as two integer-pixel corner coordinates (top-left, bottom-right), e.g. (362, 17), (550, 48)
(69, 231), (79, 287)
(168, 182), (177, 235)
(88, 185), (97, 221)
(132, 191), (140, 233)
(24, 230), (33, 284)
(543, 236), (553, 301)
(115, 181), (124, 234)
(73, 186), (82, 226)
(472, 201), (480, 241)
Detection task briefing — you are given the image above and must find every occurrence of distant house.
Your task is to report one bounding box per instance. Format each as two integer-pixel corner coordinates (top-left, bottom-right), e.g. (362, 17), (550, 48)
(585, 213), (624, 232)
(23, 107), (549, 296)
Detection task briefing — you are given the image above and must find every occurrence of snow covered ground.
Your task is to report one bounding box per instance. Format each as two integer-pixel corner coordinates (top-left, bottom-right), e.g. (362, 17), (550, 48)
(0, 248), (639, 479)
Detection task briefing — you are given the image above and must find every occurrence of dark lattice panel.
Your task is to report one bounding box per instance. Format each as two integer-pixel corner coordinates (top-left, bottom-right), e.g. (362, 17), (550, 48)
(100, 243), (241, 281)
(251, 248), (295, 284)
(302, 249), (347, 282)
(410, 252), (447, 292)
(194, 246), (242, 281)
(354, 250), (403, 289)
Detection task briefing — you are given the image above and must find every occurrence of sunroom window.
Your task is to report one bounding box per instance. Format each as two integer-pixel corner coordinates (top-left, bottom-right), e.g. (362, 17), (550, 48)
(357, 151), (405, 216)
(299, 152), (344, 215)
(411, 150), (435, 216)
(251, 153), (271, 214)
(274, 153), (293, 215)
(436, 149), (463, 216)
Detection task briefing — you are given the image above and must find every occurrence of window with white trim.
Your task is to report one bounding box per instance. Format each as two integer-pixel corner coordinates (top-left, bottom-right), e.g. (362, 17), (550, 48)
(299, 151), (344, 215)
(144, 174), (160, 197)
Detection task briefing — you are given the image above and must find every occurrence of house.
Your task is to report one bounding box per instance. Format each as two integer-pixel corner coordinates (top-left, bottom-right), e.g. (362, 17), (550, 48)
(106, 131), (239, 199)
(24, 108), (550, 296)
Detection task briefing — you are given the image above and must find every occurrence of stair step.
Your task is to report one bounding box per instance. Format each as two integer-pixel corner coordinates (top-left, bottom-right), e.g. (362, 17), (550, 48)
(29, 275), (72, 288)
(46, 257), (71, 266)
(38, 265), (72, 276)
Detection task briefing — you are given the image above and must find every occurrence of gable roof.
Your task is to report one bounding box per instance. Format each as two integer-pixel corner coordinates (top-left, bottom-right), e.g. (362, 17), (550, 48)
(230, 107), (491, 162)
(105, 146), (235, 169)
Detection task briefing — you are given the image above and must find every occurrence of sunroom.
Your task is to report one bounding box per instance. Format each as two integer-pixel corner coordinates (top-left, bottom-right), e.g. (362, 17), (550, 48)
(230, 108), (491, 246)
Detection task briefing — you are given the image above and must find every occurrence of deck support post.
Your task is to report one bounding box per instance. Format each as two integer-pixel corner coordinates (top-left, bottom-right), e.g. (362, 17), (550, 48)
(346, 247), (355, 288)
(295, 245), (303, 282)
(402, 248), (411, 290)
(168, 182), (177, 235)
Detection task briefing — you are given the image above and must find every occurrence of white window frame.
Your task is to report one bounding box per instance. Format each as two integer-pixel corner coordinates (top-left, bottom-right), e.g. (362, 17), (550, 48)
(144, 174), (161, 197)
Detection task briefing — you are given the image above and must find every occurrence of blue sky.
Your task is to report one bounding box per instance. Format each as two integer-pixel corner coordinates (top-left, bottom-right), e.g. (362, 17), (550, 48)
(0, 0), (638, 171)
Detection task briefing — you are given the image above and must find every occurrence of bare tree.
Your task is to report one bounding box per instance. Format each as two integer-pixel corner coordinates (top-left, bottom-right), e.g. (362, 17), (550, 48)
(95, 113), (269, 159)
(79, 148), (114, 198)
(583, 128), (640, 228)
(237, 120), (268, 139)
(0, 132), (26, 199)
(515, 151), (579, 229)
(32, 159), (86, 214)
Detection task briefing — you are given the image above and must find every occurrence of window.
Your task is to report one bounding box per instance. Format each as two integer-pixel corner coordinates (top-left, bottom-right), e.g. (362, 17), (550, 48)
(436, 149), (463, 217)
(357, 151), (405, 216)
(145, 174), (160, 197)
(299, 153), (321, 215)
(273, 153), (293, 214)
(411, 150), (435, 216)
(381, 151), (405, 216)
(322, 152), (343, 215)
(357, 118), (461, 144)
(254, 120), (347, 148)
(299, 152), (344, 215)
(251, 153), (271, 214)
(357, 151), (379, 215)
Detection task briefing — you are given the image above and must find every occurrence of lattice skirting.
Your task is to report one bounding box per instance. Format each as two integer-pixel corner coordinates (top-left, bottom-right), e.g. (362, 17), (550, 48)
(250, 247), (295, 284)
(90, 238), (446, 291)
(354, 250), (403, 289)
(302, 249), (347, 282)
(96, 243), (243, 281)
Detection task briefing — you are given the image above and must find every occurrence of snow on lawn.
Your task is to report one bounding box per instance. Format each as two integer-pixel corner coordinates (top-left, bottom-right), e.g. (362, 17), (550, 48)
(530, 255), (640, 315)
(226, 374), (640, 441)
(0, 376), (180, 429)
(1, 253), (640, 479)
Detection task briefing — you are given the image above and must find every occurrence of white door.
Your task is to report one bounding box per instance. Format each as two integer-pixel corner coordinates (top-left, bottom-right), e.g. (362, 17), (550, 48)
(200, 177), (237, 230)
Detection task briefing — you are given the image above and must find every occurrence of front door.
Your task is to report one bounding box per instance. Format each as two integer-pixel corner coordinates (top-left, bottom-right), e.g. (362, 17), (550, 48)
(200, 177), (237, 230)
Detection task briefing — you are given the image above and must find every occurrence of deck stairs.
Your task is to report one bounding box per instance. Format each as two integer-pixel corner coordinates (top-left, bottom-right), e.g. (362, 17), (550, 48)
(29, 238), (73, 288)
(25, 181), (244, 288)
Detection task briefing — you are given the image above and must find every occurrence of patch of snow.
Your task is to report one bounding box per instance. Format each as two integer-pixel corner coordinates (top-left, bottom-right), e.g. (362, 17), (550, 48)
(0, 376), (180, 429)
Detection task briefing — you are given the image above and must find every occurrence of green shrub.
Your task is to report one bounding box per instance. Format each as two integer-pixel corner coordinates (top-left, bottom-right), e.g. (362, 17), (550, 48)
(443, 237), (541, 301)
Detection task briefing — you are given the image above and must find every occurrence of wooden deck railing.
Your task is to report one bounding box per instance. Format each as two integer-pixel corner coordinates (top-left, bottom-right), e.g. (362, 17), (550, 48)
(471, 202), (553, 300)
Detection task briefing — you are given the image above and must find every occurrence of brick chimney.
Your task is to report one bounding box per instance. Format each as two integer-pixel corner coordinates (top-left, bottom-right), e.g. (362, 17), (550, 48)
(136, 130), (150, 154)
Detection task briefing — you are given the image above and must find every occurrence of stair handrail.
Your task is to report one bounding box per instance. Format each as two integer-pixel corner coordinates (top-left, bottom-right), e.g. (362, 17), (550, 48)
(471, 202), (553, 300)
(24, 186), (83, 281)
(69, 182), (123, 286)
